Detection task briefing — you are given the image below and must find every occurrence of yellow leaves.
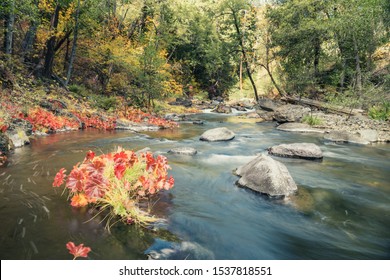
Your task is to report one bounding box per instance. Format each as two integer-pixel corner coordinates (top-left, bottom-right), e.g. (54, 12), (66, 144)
(162, 79), (183, 97)
(38, 0), (55, 14)
(59, 2), (75, 26)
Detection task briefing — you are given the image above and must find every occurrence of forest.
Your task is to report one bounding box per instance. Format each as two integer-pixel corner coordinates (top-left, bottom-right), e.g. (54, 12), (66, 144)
(0, 0), (389, 110)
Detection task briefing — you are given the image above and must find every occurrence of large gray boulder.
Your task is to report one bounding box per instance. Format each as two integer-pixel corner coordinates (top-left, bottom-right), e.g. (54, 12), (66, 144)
(273, 104), (311, 123)
(258, 98), (281, 112)
(268, 143), (323, 160)
(168, 147), (197, 156)
(200, 127), (235, 142)
(235, 154), (297, 196)
(7, 118), (33, 136)
(5, 130), (30, 148)
(4, 118), (31, 148)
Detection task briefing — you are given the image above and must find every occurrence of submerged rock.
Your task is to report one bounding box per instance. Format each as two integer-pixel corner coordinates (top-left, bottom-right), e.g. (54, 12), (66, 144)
(200, 127), (235, 142)
(168, 147), (197, 156)
(235, 154), (297, 196)
(145, 239), (215, 260)
(192, 120), (204, 125)
(268, 143), (323, 160)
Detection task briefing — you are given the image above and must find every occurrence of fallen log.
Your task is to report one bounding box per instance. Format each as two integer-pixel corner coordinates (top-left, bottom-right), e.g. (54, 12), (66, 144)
(281, 96), (364, 116)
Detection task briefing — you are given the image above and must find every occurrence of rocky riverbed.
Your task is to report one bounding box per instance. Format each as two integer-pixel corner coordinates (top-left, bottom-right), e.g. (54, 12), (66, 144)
(191, 98), (390, 144)
(1, 96), (389, 168)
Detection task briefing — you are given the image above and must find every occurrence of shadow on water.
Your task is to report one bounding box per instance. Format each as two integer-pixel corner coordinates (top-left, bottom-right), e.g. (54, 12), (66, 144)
(1, 113), (389, 259)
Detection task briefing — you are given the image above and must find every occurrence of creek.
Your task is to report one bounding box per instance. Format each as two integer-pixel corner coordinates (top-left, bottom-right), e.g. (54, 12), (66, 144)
(0, 113), (389, 259)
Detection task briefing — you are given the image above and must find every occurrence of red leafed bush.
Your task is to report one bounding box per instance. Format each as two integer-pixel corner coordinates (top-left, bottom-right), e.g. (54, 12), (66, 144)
(53, 148), (174, 226)
(126, 109), (178, 129)
(24, 107), (79, 132)
(73, 112), (116, 130)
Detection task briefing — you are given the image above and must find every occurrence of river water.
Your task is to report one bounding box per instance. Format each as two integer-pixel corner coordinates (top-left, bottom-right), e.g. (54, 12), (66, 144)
(0, 113), (389, 259)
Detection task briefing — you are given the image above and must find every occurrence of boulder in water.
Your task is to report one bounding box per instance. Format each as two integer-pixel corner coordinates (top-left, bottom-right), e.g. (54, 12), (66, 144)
(268, 143), (323, 160)
(200, 127), (235, 142)
(235, 154), (297, 196)
(4, 118), (31, 148)
(5, 130), (30, 148)
(168, 147), (197, 156)
(211, 103), (232, 114)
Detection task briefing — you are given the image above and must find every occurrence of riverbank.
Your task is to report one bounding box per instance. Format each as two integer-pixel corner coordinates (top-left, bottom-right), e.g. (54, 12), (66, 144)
(189, 97), (390, 144)
(0, 84), (189, 166)
(1, 79), (389, 168)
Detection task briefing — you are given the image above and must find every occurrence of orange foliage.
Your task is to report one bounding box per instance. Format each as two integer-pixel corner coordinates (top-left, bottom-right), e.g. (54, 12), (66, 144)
(24, 107), (79, 132)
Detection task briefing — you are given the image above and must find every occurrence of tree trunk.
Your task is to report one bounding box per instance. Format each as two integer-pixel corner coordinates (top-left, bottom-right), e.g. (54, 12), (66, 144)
(65, 0), (81, 86)
(352, 33), (362, 97)
(22, 21), (38, 60)
(64, 37), (70, 71)
(260, 64), (285, 97)
(262, 30), (285, 96)
(21, 0), (39, 61)
(313, 37), (320, 79)
(239, 54), (243, 92)
(231, 8), (259, 102)
(3, 0), (15, 55)
(43, 4), (61, 78)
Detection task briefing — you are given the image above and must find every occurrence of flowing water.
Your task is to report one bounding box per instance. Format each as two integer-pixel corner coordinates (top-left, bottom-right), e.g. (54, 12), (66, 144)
(0, 113), (389, 260)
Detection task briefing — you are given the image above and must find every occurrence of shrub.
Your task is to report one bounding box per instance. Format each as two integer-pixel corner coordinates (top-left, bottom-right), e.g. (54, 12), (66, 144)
(53, 148), (175, 227)
(369, 101), (390, 121)
(302, 115), (322, 126)
(69, 84), (90, 98)
(24, 107), (79, 132)
(95, 95), (118, 111)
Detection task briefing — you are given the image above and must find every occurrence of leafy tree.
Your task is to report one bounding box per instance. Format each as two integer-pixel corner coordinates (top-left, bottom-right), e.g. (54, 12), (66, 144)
(218, 0), (260, 101)
(2, 0), (15, 55)
(266, 0), (389, 98)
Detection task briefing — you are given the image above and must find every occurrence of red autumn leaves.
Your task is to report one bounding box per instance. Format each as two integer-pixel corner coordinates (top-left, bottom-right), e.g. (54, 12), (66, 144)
(125, 109), (178, 129)
(57, 148), (175, 259)
(66, 242), (91, 259)
(24, 107), (80, 132)
(53, 148), (174, 213)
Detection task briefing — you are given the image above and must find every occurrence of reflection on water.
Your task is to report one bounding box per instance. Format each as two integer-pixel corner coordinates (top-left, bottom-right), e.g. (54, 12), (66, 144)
(0, 114), (389, 259)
